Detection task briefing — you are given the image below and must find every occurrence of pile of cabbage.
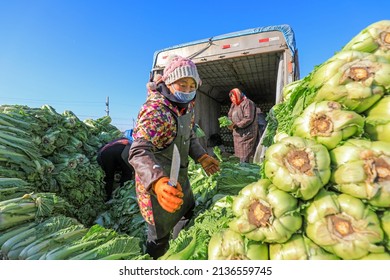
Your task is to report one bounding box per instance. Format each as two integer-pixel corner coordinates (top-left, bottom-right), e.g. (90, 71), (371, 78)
(162, 20), (390, 260)
(260, 20), (390, 260)
(0, 104), (124, 225)
(0, 104), (150, 260)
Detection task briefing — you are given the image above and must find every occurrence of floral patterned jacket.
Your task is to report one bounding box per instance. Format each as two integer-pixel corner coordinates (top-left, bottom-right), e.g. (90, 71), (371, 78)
(128, 85), (206, 225)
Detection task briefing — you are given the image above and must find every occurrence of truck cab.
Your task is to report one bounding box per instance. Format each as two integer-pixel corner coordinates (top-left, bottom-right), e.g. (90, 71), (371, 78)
(151, 24), (300, 162)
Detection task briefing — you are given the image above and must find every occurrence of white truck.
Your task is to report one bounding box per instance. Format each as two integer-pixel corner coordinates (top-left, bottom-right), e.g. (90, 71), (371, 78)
(150, 24), (300, 162)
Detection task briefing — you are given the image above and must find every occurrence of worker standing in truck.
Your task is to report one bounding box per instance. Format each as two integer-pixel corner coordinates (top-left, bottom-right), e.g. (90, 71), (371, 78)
(227, 88), (259, 163)
(128, 55), (220, 259)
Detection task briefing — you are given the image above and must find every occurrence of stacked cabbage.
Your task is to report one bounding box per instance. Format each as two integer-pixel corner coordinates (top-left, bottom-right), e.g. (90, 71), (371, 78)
(207, 20), (390, 260)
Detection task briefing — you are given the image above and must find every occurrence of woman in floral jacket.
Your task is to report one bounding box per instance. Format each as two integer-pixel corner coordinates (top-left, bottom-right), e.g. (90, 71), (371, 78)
(129, 55), (220, 259)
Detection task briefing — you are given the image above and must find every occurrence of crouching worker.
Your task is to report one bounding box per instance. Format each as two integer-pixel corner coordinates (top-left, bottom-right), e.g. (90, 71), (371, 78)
(129, 55), (220, 259)
(97, 138), (134, 201)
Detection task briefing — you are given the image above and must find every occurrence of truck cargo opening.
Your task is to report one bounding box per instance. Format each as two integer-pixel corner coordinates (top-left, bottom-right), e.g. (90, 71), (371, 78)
(151, 24), (300, 160)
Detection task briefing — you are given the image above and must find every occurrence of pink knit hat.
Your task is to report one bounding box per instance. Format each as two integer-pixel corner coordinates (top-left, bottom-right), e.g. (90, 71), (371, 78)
(162, 55), (201, 88)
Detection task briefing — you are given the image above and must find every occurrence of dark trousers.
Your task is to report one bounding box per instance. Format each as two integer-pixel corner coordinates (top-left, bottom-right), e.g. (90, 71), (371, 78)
(97, 144), (134, 200)
(145, 206), (194, 260)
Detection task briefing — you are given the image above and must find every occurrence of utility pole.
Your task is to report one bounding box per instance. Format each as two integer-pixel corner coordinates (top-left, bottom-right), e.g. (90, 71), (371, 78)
(105, 96), (109, 116)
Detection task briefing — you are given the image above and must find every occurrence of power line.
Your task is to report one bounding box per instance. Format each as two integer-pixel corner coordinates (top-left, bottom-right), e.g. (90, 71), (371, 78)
(109, 116), (133, 120)
(77, 114), (105, 119)
(77, 114), (132, 121)
(1, 96), (102, 105)
(113, 123), (133, 126)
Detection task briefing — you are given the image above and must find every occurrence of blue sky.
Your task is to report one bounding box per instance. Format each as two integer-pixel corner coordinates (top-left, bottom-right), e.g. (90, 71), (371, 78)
(1, 0), (389, 131)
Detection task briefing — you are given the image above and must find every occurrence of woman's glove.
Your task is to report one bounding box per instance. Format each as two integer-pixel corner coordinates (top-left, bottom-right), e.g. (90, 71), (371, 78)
(152, 177), (184, 213)
(198, 154), (220, 176)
